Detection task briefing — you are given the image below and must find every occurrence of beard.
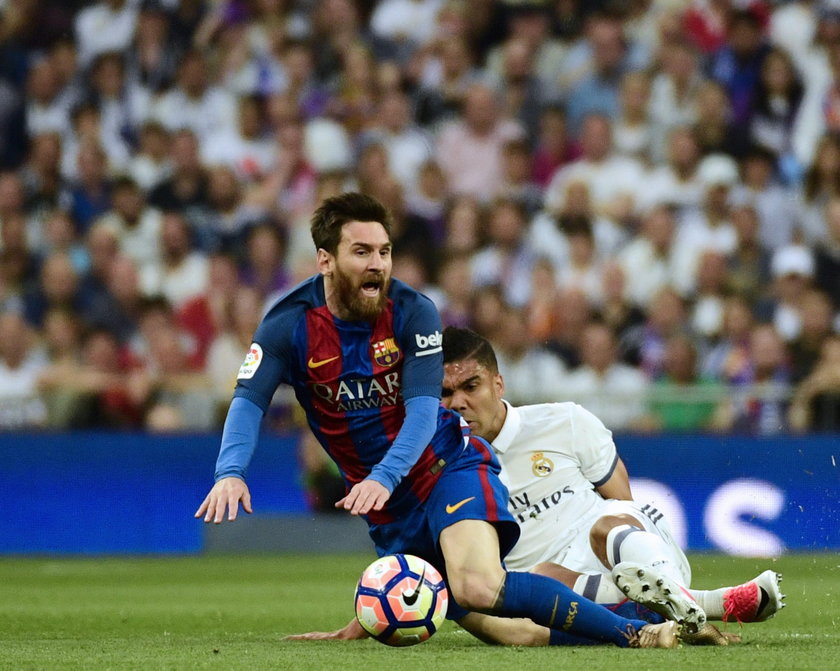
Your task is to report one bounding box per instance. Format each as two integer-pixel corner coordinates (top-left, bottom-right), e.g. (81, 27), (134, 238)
(332, 264), (390, 321)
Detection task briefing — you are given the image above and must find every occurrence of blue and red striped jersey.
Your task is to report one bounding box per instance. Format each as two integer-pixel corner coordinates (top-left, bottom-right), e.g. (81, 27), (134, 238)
(233, 274), (468, 523)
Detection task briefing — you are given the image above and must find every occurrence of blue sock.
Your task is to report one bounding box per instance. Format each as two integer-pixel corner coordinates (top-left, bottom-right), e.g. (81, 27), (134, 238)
(606, 600), (665, 624)
(548, 629), (602, 646)
(499, 571), (648, 647)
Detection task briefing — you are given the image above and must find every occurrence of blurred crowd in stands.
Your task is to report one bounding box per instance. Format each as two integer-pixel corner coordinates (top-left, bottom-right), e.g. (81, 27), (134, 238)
(2, 0), (840, 438)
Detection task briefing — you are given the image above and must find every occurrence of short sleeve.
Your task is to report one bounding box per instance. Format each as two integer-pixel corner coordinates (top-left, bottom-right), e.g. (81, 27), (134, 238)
(570, 403), (619, 486)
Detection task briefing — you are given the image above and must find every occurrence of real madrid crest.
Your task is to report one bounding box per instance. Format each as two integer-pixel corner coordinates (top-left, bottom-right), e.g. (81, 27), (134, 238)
(531, 452), (554, 477)
(372, 337), (401, 368)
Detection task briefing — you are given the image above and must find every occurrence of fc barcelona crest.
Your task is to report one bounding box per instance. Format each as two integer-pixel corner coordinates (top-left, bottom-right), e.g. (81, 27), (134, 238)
(531, 452), (554, 477)
(372, 338), (401, 368)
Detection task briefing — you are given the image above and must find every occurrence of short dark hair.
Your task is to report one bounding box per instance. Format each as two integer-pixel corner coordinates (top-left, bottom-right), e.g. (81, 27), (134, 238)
(310, 192), (393, 254)
(442, 326), (499, 374)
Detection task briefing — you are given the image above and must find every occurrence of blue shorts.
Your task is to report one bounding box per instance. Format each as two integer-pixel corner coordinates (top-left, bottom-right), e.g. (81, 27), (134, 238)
(368, 435), (520, 620)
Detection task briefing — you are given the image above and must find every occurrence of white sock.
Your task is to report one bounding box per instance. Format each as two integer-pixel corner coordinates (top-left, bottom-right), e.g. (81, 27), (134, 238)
(688, 587), (728, 619)
(605, 524), (685, 585)
(572, 573), (625, 604)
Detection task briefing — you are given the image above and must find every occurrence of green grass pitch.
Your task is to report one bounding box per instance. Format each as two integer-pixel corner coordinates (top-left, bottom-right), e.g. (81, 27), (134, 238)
(2, 553), (839, 670)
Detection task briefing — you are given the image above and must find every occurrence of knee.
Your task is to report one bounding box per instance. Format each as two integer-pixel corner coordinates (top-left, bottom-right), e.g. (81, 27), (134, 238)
(447, 567), (506, 612)
(590, 514), (642, 565)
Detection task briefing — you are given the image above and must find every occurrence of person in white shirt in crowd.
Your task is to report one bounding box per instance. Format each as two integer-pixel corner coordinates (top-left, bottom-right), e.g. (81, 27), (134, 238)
(201, 95), (276, 182)
(531, 180), (628, 278)
(25, 58), (72, 138)
(648, 41), (705, 162)
(757, 244), (818, 343)
(96, 176), (162, 275)
(0, 311), (48, 429)
(545, 113), (646, 225)
(639, 126), (704, 216)
(128, 121), (172, 191)
(671, 153), (740, 296)
(554, 217), (605, 306)
(151, 49), (238, 144)
(369, 0), (444, 53)
(611, 70), (654, 162)
(74, 0), (138, 69)
(360, 91), (433, 194)
(617, 203), (680, 309)
(471, 197), (538, 308)
(564, 321), (650, 432)
(730, 146), (799, 252)
(139, 210), (208, 309)
(485, 2), (566, 101)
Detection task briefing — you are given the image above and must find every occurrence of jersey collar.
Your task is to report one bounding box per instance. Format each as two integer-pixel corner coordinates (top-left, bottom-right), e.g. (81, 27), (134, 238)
(491, 399), (521, 454)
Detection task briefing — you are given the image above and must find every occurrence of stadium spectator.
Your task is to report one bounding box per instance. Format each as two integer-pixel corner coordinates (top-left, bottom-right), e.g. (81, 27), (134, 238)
(74, 0), (138, 68)
(564, 321), (651, 432)
(0, 311), (48, 429)
(361, 90), (434, 194)
(491, 303), (569, 407)
(148, 129), (209, 216)
(85, 254), (145, 345)
(20, 133), (71, 227)
(648, 41), (703, 159)
(150, 49), (238, 143)
(239, 222), (291, 306)
(205, 285), (262, 410)
(545, 113), (645, 226)
(67, 141), (112, 233)
(621, 287), (690, 380)
(617, 204), (679, 309)
(787, 288), (836, 384)
(491, 37), (547, 147)
(671, 153), (739, 295)
(814, 196), (840, 309)
(531, 105), (579, 188)
(795, 133), (840, 246)
(201, 95), (276, 182)
(731, 146), (798, 251)
(128, 121), (171, 191)
(692, 79), (741, 157)
(727, 202), (772, 304)
(496, 138), (543, 216)
(97, 176), (162, 274)
(435, 82), (526, 200)
(648, 334), (722, 433)
(757, 243), (817, 342)
(611, 70), (653, 162)
(708, 8), (771, 129)
(415, 36), (478, 127)
(711, 323), (791, 435)
(689, 248), (730, 341)
(641, 126), (704, 215)
(22, 251), (95, 329)
(701, 294), (755, 382)
(140, 211), (209, 309)
(471, 197), (536, 309)
(789, 334), (840, 432)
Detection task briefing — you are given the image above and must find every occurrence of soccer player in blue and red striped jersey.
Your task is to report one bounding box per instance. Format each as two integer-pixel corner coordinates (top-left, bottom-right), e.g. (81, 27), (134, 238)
(195, 192), (678, 648)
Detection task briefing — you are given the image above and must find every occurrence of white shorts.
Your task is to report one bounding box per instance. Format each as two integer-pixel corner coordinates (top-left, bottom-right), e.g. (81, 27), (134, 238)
(549, 499), (692, 586)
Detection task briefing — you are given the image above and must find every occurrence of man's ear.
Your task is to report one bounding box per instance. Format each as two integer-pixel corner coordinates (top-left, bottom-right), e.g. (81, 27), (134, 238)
(316, 248), (333, 276)
(495, 373), (505, 398)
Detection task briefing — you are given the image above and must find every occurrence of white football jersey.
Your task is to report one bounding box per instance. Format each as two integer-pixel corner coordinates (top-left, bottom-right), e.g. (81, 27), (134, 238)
(491, 400), (617, 571)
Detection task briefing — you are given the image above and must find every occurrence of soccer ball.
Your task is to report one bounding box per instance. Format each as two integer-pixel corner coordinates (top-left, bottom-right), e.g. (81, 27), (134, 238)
(354, 553), (449, 646)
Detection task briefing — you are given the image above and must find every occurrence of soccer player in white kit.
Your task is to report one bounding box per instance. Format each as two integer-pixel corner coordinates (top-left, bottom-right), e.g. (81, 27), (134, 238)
(439, 326), (783, 636)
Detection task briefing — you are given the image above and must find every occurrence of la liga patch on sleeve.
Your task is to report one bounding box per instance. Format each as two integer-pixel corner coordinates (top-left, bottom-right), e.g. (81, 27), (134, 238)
(237, 343), (263, 379)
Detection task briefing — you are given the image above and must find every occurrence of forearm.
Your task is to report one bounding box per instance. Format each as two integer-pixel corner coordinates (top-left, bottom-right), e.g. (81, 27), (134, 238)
(214, 396), (264, 481)
(368, 395), (438, 492)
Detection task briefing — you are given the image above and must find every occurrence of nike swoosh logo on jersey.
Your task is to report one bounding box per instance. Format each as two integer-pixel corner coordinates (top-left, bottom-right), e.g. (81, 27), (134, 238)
(445, 496), (476, 514)
(308, 355), (340, 369)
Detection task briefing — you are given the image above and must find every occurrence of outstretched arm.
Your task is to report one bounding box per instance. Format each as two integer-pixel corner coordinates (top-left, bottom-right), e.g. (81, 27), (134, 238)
(284, 617), (369, 641)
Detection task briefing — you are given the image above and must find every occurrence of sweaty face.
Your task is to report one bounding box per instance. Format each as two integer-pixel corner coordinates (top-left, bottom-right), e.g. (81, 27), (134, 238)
(441, 358), (505, 443)
(328, 221), (392, 321)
